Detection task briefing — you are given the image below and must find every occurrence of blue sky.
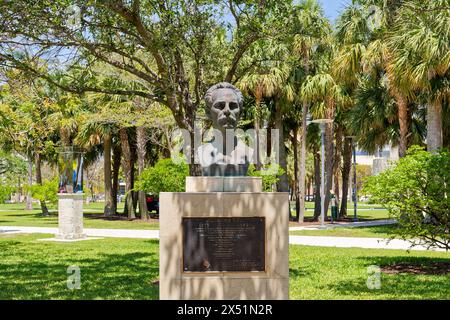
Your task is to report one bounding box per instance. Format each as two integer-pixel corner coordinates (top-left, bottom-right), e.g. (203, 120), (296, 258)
(319, 0), (353, 23)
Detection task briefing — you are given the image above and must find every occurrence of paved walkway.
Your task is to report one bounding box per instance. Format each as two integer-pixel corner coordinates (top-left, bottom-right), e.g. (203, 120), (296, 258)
(1, 225), (446, 252)
(288, 219), (397, 231)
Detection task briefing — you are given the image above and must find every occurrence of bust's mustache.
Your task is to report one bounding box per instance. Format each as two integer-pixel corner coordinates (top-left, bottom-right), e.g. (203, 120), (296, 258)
(217, 114), (237, 126)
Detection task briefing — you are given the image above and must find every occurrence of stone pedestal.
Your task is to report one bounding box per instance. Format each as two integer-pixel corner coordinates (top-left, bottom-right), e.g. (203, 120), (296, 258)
(56, 193), (86, 240)
(159, 177), (289, 300)
(185, 176), (262, 192)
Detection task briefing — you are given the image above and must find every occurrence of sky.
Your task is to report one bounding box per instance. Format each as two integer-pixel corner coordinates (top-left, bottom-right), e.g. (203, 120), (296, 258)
(319, 0), (353, 23)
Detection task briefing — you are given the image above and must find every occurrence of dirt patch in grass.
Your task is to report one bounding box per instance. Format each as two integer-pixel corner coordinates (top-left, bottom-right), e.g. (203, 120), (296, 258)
(381, 262), (450, 275)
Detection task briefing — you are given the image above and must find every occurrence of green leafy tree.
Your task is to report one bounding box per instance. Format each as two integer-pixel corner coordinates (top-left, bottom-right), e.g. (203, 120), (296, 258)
(363, 146), (449, 250)
(0, 0), (298, 175)
(29, 177), (59, 208)
(136, 158), (189, 195)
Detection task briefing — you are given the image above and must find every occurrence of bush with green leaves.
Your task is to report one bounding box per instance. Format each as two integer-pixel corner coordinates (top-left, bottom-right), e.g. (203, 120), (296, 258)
(247, 164), (285, 192)
(29, 177), (58, 207)
(363, 146), (449, 250)
(0, 185), (14, 203)
(136, 158), (189, 195)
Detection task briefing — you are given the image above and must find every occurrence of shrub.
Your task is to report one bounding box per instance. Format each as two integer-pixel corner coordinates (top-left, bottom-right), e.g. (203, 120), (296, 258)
(29, 177), (58, 206)
(0, 185), (14, 203)
(247, 164), (285, 192)
(136, 158), (189, 195)
(363, 146), (449, 250)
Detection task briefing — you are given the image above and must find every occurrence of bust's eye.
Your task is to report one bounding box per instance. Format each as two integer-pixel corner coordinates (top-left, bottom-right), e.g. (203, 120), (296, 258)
(213, 102), (225, 110)
(229, 102), (238, 110)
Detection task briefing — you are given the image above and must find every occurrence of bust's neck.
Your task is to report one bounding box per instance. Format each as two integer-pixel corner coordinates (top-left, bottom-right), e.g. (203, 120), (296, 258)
(208, 127), (238, 156)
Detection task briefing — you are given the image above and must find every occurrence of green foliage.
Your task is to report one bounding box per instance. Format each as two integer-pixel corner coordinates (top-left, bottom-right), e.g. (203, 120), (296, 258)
(0, 185), (14, 203)
(136, 158), (189, 195)
(363, 146), (450, 250)
(29, 177), (58, 206)
(247, 164), (285, 192)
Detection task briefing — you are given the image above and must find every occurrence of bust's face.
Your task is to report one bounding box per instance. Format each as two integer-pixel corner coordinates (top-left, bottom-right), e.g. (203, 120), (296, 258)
(209, 88), (240, 129)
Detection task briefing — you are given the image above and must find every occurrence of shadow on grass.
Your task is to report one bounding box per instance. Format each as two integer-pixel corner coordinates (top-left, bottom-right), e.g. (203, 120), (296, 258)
(0, 238), (160, 300)
(326, 255), (450, 299)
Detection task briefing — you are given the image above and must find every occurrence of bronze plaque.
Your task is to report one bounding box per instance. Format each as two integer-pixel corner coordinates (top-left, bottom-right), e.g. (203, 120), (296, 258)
(182, 217), (265, 272)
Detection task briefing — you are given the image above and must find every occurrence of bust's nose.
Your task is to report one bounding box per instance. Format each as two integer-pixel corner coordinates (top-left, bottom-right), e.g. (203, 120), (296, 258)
(223, 103), (231, 116)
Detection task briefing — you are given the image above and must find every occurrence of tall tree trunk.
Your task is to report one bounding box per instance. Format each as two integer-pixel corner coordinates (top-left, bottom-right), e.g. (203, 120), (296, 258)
(275, 101), (289, 193)
(299, 103), (308, 223)
(111, 143), (121, 215)
(131, 150), (138, 215)
(323, 124), (334, 219)
(427, 100), (443, 152)
(292, 127), (300, 222)
(120, 128), (136, 219)
(340, 137), (352, 217)
(137, 126), (149, 220)
(255, 99), (262, 170)
(396, 94), (409, 157)
(188, 129), (201, 176)
(313, 150), (321, 221)
(333, 126), (343, 214)
(26, 154), (33, 210)
(103, 134), (114, 216)
(35, 152), (49, 215)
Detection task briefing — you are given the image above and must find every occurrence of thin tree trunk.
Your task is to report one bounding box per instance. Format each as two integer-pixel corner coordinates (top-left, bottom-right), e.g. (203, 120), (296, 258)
(111, 143), (121, 215)
(26, 154), (33, 210)
(275, 101), (289, 193)
(255, 99), (261, 170)
(313, 150), (321, 221)
(137, 126), (149, 220)
(292, 127), (300, 222)
(35, 152), (49, 215)
(120, 128), (136, 219)
(103, 134), (114, 216)
(299, 103), (308, 222)
(324, 127), (333, 219)
(131, 151), (138, 215)
(396, 93), (409, 157)
(427, 100), (443, 152)
(340, 137), (352, 217)
(333, 126), (343, 214)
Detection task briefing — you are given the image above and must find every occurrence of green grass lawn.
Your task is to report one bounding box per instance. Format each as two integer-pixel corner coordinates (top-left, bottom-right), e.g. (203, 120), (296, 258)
(0, 202), (388, 231)
(289, 225), (398, 238)
(0, 233), (448, 299)
(0, 203), (159, 230)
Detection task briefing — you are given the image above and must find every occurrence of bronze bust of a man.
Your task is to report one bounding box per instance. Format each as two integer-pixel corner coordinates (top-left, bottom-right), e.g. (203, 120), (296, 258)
(198, 82), (253, 176)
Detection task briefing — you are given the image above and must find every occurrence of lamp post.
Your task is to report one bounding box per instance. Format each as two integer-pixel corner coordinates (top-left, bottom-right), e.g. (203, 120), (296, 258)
(345, 136), (358, 222)
(311, 118), (333, 227)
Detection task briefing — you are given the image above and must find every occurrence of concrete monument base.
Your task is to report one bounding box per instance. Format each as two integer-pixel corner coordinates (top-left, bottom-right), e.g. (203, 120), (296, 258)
(56, 193), (86, 240)
(159, 177), (289, 300)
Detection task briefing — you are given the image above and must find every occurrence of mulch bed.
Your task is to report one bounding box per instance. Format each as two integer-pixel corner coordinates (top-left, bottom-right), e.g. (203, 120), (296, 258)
(381, 262), (450, 275)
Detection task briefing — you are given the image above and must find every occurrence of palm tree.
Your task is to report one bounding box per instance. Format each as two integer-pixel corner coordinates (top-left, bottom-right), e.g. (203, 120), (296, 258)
(238, 45), (290, 172)
(334, 2), (414, 157)
(291, 0), (331, 222)
(301, 72), (347, 219)
(387, 0), (450, 152)
(77, 117), (118, 216)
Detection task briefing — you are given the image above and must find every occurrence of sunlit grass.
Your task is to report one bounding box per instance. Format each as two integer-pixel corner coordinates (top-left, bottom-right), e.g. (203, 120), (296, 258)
(0, 233), (448, 300)
(0, 203), (159, 230)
